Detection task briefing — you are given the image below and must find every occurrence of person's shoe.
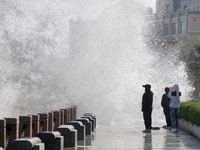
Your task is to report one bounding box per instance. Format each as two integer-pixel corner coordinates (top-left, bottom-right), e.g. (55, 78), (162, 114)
(171, 128), (177, 133)
(142, 129), (151, 133)
(166, 126), (171, 130)
(164, 126), (171, 130)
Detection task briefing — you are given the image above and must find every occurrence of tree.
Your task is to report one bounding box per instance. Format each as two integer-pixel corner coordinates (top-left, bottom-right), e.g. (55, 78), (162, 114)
(187, 44), (200, 98)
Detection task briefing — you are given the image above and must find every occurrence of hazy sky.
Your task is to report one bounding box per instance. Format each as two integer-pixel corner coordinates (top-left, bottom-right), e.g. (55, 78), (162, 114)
(13, 0), (156, 21)
(145, 0), (156, 10)
(68, 0), (156, 20)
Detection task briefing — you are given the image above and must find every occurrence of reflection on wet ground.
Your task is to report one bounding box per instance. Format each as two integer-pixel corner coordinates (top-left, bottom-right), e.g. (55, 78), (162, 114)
(64, 125), (200, 150)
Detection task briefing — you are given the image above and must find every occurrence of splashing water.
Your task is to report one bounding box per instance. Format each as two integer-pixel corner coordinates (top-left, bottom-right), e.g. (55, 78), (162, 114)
(0, 0), (193, 125)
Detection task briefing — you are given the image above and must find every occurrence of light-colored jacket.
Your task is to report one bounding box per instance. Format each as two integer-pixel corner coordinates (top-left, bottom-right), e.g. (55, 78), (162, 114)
(168, 84), (181, 108)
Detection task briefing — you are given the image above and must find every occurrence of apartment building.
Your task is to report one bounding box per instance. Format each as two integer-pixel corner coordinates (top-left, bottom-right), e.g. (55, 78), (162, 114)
(156, 0), (200, 40)
(190, 0), (200, 11)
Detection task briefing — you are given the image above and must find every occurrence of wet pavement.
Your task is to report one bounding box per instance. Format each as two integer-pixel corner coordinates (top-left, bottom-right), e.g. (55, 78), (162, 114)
(65, 124), (200, 150)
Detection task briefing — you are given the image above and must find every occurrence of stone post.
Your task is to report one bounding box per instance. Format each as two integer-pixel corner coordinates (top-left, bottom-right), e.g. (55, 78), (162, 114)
(67, 107), (72, 122)
(31, 115), (40, 137)
(48, 112), (54, 132)
(19, 116), (32, 138)
(60, 108), (68, 124)
(70, 107), (73, 121)
(60, 110), (64, 125)
(66, 107), (71, 123)
(69, 106), (77, 121)
(0, 119), (6, 149)
(4, 118), (18, 145)
(38, 113), (49, 132)
(71, 105), (77, 120)
(53, 110), (61, 130)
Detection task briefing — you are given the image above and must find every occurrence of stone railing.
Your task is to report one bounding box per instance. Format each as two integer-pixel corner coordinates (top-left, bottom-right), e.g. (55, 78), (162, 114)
(178, 119), (200, 139)
(0, 105), (96, 150)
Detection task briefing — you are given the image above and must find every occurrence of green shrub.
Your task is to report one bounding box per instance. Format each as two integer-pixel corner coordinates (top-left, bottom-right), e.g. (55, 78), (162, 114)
(179, 99), (200, 126)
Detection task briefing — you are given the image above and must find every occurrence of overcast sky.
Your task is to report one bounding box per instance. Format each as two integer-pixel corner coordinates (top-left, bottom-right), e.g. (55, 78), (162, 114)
(69, 0), (156, 20)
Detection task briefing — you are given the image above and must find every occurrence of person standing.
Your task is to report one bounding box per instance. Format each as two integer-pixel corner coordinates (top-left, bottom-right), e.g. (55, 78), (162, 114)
(141, 84), (153, 133)
(161, 87), (171, 129)
(167, 84), (181, 133)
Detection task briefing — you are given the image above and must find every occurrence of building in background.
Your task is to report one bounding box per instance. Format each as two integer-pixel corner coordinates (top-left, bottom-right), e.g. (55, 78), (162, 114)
(156, 0), (200, 40)
(173, 0), (181, 12)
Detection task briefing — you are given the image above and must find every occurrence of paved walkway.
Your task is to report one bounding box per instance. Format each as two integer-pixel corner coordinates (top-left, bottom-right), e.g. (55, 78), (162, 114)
(65, 124), (200, 150)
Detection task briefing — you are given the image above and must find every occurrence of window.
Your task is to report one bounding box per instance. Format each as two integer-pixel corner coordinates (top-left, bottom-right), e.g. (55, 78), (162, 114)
(173, 0), (181, 12)
(181, 21), (186, 33)
(180, 22), (182, 33)
(184, 5), (187, 11)
(166, 5), (169, 12)
(163, 24), (169, 36)
(172, 23), (177, 35)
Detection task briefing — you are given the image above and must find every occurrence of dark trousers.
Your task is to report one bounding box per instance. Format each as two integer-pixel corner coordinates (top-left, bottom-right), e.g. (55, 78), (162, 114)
(170, 107), (179, 129)
(143, 110), (152, 129)
(163, 108), (171, 127)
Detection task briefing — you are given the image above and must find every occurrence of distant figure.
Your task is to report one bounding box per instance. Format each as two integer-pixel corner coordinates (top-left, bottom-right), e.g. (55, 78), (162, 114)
(167, 84), (181, 133)
(161, 87), (171, 129)
(141, 84), (153, 133)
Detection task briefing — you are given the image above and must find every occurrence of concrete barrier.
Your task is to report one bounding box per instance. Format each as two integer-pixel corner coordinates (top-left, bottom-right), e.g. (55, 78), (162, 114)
(0, 106), (91, 150)
(178, 119), (200, 140)
(37, 131), (63, 150)
(193, 124), (200, 139)
(56, 125), (77, 147)
(76, 118), (92, 135)
(186, 121), (194, 134)
(178, 119), (186, 130)
(81, 116), (94, 131)
(83, 113), (96, 128)
(66, 121), (85, 140)
(7, 137), (44, 150)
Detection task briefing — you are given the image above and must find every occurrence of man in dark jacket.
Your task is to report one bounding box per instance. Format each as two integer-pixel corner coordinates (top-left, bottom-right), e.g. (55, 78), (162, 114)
(161, 87), (171, 129)
(141, 84), (153, 133)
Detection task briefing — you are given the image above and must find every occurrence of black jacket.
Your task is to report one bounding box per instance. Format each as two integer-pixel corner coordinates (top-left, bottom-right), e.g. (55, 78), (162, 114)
(161, 94), (170, 109)
(142, 90), (153, 112)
